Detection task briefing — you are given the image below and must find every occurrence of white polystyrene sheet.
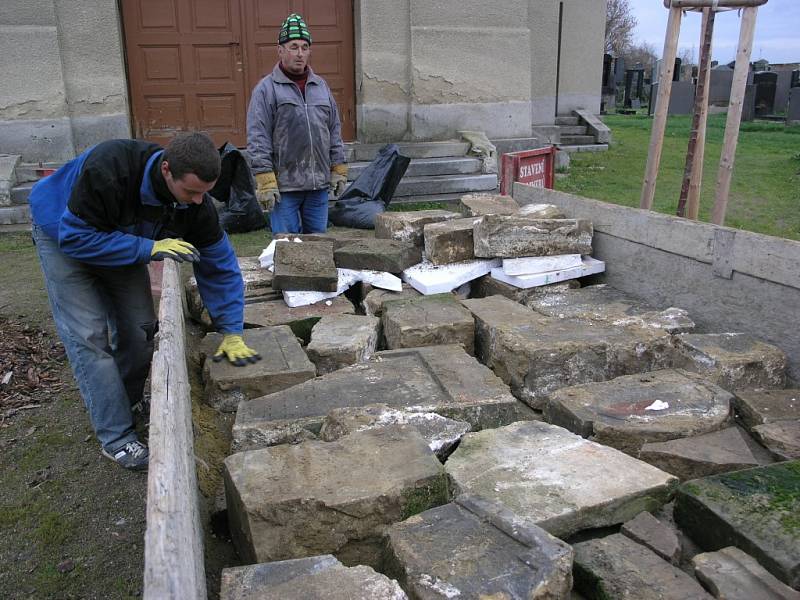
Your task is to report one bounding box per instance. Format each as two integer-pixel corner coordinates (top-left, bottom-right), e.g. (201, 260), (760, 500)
(490, 256), (605, 289)
(402, 258), (500, 295)
(502, 254), (583, 276)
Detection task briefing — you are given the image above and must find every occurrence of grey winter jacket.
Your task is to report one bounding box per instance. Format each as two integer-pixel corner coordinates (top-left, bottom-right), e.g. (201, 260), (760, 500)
(246, 64), (345, 192)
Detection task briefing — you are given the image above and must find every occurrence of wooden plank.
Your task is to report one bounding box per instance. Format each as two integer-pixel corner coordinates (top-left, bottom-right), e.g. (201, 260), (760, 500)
(665, 0), (767, 7)
(711, 6), (758, 225)
(640, 6), (683, 210)
(144, 260), (206, 600)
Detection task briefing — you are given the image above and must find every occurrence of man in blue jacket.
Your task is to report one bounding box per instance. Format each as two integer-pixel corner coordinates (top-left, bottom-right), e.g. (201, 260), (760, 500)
(29, 132), (260, 471)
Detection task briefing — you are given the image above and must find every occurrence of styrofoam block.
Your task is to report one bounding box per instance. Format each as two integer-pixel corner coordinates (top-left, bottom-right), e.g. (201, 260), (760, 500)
(283, 289), (341, 308)
(342, 269), (403, 292)
(502, 254), (583, 276)
(402, 258), (501, 295)
(491, 256), (605, 289)
(283, 269), (402, 307)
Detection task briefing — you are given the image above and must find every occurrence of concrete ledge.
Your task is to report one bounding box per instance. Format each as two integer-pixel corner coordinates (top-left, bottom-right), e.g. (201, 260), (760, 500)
(0, 154), (21, 206)
(574, 109), (611, 144)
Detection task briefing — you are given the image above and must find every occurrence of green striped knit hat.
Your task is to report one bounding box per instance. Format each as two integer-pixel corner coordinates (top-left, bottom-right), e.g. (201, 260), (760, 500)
(279, 14), (311, 45)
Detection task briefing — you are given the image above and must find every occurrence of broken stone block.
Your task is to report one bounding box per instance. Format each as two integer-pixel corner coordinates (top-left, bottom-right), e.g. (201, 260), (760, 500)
(186, 256), (274, 321)
(282, 269), (401, 309)
(384, 496), (572, 600)
(225, 426), (449, 566)
(463, 295), (676, 409)
(458, 193), (519, 217)
(503, 253), (583, 276)
(319, 404), (471, 460)
(675, 333), (788, 392)
(692, 547), (800, 600)
(545, 369), (733, 455)
(362, 284), (422, 317)
(620, 511), (682, 564)
(752, 420), (800, 461)
(734, 389), (800, 430)
(423, 217), (479, 265)
(374, 210), (460, 247)
(402, 258), (500, 295)
(220, 556), (407, 600)
(232, 344), (533, 453)
(573, 534), (711, 600)
(639, 426), (774, 481)
(471, 275), (579, 304)
(243, 295), (355, 344)
(491, 257), (605, 289)
(333, 239), (421, 274)
(674, 461), (800, 589)
(517, 203), (567, 219)
(306, 314), (380, 374)
(272, 240), (338, 292)
(446, 421), (678, 538)
(473, 216), (593, 258)
(201, 326), (316, 412)
(382, 293), (475, 354)
(527, 284), (696, 334)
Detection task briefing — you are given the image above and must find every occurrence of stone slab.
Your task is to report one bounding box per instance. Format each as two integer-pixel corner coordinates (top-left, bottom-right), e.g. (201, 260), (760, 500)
(692, 547), (800, 600)
(306, 314), (380, 375)
(621, 511), (682, 564)
(186, 256), (274, 321)
(639, 426), (774, 481)
(752, 421), (800, 461)
(527, 284), (696, 334)
(319, 404), (470, 460)
(517, 203), (567, 219)
(458, 193), (519, 217)
(471, 275), (580, 304)
(283, 269), (402, 308)
(545, 369), (734, 455)
(225, 426), (448, 566)
(272, 240), (338, 292)
(382, 293), (475, 354)
(232, 345), (534, 452)
(675, 333), (788, 393)
(463, 295), (676, 409)
(473, 216), (593, 258)
(374, 210), (460, 247)
(333, 239), (421, 274)
(384, 497), (572, 600)
(243, 295), (355, 344)
(402, 258), (500, 295)
(201, 326), (316, 412)
(573, 534), (712, 600)
(0, 154), (21, 207)
(362, 285), (422, 317)
(674, 461), (800, 589)
(503, 253), (583, 276)
(490, 256), (605, 289)
(446, 421), (678, 538)
(423, 217), (479, 265)
(734, 389), (800, 430)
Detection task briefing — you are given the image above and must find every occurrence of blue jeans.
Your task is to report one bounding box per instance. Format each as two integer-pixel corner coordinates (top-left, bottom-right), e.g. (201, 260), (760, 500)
(269, 189), (329, 234)
(32, 225), (156, 452)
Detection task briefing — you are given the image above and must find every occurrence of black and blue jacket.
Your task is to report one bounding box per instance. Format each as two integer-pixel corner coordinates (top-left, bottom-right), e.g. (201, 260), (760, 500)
(29, 139), (244, 334)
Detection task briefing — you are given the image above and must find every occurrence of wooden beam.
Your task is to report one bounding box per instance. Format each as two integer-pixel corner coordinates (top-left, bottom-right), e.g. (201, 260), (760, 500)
(664, 0), (768, 8)
(640, 6), (683, 210)
(144, 260), (206, 600)
(711, 6), (758, 225)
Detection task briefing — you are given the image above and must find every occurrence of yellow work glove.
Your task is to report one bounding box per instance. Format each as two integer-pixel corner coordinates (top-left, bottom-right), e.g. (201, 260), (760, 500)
(330, 164), (348, 198)
(255, 172), (280, 212)
(213, 334), (262, 367)
(150, 238), (200, 263)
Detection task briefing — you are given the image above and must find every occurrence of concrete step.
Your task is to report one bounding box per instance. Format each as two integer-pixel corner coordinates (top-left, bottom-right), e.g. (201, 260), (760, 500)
(559, 135), (596, 145)
(11, 181), (35, 205)
(558, 144), (609, 154)
(394, 173), (497, 197)
(558, 125), (588, 136)
(0, 205), (31, 226)
(348, 156), (482, 181)
(388, 192), (465, 209)
(492, 137), (543, 156)
(555, 116), (580, 126)
(346, 141), (471, 162)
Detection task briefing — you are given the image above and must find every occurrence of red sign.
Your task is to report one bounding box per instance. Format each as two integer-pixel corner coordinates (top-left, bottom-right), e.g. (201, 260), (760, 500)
(500, 146), (556, 194)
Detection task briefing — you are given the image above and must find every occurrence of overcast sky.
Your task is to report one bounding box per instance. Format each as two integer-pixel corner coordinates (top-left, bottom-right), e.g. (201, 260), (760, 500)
(629, 0), (800, 65)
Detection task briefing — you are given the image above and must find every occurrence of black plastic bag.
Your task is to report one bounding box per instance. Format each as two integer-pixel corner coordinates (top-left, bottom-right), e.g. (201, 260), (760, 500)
(329, 143), (410, 229)
(210, 143), (266, 234)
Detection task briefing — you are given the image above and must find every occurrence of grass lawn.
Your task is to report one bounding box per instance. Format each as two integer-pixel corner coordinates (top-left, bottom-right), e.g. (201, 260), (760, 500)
(556, 113), (800, 241)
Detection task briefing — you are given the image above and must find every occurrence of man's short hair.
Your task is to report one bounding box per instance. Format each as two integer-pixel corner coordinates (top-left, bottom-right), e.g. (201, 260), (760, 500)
(163, 132), (220, 183)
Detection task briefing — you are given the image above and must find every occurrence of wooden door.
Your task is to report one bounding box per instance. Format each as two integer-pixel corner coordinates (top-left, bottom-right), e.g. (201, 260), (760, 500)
(241, 0), (356, 140)
(121, 0), (249, 146)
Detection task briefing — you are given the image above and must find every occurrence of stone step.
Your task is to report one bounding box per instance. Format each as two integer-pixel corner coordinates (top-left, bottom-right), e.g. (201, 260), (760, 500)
(558, 125), (588, 135)
(345, 141), (470, 162)
(0, 205), (31, 226)
(558, 143), (609, 153)
(492, 137), (544, 156)
(10, 181), (35, 205)
(555, 116), (580, 126)
(559, 135), (597, 145)
(348, 156), (482, 181)
(393, 173), (497, 197)
(388, 192), (464, 209)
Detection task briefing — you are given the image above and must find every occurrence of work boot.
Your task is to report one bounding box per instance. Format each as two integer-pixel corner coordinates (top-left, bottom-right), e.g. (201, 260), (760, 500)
(101, 440), (149, 471)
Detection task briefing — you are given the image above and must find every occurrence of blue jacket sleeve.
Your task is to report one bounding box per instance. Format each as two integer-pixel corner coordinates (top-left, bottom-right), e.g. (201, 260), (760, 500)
(193, 233), (244, 334)
(58, 208), (154, 266)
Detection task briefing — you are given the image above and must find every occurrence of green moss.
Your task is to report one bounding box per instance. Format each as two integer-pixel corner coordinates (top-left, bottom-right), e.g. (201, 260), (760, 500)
(401, 476), (450, 520)
(0, 505), (28, 528)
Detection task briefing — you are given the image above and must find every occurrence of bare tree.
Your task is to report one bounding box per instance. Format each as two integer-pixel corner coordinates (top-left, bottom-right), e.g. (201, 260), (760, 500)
(606, 0), (637, 56)
(623, 42), (659, 70)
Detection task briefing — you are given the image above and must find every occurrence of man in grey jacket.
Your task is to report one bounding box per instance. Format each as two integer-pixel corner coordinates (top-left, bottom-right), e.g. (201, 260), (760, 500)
(246, 13), (347, 234)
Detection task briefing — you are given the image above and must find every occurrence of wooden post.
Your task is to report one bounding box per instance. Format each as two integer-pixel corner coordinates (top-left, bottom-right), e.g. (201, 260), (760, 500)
(711, 6), (758, 225)
(640, 6), (683, 210)
(144, 260), (206, 600)
(678, 7), (715, 219)
(666, 0), (767, 7)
